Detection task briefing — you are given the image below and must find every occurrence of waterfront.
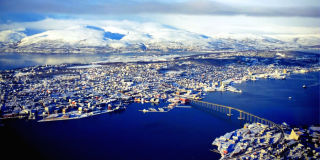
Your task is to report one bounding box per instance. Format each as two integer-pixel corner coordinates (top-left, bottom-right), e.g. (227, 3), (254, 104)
(1, 0), (320, 159)
(1, 71), (319, 160)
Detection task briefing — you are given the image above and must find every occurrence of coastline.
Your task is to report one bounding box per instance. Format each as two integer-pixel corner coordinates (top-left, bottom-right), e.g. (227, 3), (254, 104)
(212, 123), (320, 159)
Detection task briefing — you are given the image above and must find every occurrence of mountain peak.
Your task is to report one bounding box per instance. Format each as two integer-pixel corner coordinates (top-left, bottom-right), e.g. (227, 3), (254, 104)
(0, 20), (319, 53)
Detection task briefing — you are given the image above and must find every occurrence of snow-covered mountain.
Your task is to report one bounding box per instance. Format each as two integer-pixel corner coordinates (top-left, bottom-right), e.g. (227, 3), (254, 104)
(0, 20), (319, 54)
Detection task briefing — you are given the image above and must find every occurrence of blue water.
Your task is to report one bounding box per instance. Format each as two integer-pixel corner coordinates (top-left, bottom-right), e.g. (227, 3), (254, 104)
(0, 53), (107, 70)
(0, 52), (319, 159)
(2, 104), (235, 160)
(1, 72), (319, 160)
(203, 72), (320, 126)
(0, 52), (197, 70)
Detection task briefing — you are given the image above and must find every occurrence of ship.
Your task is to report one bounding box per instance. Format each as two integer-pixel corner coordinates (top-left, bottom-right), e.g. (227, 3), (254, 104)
(227, 86), (242, 93)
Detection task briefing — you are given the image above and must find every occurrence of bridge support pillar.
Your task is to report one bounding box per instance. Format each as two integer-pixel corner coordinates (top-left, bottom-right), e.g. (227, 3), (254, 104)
(238, 111), (244, 120)
(227, 108), (232, 116)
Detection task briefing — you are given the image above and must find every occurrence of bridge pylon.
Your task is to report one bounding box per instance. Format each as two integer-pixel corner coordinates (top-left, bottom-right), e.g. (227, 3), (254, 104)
(238, 111), (244, 120)
(227, 108), (233, 116)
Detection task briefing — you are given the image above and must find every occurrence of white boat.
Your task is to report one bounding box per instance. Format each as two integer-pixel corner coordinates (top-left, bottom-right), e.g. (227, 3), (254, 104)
(227, 86), (242, 93)
(158, 108), (165, 112)
(149, 108), (157, 112)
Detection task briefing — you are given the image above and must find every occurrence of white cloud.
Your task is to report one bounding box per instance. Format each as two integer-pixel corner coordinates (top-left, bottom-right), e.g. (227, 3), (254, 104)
(0, 30), (26, 43)
(153, 14), (320, 36)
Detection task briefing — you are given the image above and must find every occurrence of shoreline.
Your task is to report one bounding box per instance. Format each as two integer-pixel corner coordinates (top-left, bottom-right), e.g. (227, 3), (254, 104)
(212, 123), (320, 159)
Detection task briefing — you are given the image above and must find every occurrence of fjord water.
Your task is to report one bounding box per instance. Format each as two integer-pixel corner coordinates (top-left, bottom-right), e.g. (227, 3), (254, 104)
(0, 52), (193, 70)
(0, 53), (103, 70)
(204, 72), (320, 126)
(1, 72), (319, 160)
(0, 52), (319, 159)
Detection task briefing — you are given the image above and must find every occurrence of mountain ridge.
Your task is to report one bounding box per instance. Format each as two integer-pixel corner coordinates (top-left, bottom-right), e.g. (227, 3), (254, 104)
(0, 21), (319, 54)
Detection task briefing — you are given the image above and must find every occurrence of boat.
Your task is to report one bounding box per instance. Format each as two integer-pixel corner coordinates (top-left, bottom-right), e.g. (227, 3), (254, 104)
(204, 87), (215, 92)
(227, 86), (242, 93)
(139, 108), (167, 113)
(112, 106), (126, 113)
(149, 108), (157, 112)
(158, 108), (165, 112)
(302, 84), (307, 88)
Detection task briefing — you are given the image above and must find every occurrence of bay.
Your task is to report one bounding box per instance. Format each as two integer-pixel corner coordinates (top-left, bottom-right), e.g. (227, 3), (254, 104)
(1, 72), (318, 160)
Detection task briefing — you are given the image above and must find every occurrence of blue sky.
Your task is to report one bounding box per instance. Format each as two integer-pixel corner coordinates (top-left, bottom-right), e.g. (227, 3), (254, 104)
(0, 0), (319, 35)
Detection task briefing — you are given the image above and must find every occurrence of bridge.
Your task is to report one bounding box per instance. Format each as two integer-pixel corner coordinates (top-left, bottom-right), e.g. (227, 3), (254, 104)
(190, 99), (277, 126)
(189, 99), (285, 159)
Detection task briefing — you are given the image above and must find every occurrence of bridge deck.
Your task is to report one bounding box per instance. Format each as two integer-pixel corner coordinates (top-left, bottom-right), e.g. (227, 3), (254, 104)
(190, 99), (276, 126)
(189, 99), (285, 159)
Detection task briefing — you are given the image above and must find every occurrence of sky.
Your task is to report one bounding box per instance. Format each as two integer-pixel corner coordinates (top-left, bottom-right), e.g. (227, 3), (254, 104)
(0, 0), (319, 36)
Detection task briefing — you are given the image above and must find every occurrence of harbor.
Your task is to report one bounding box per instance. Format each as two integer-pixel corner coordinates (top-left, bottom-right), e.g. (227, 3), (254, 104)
(37, 106), (126, 122)
(0, 69), (319, 160)
(1, 51), (319, 123)
(0, 51), (319, 160)
(0, 0), (319, 159)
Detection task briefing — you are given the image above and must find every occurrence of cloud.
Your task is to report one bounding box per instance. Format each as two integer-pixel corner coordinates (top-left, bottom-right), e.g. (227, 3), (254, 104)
(154, 15), (320, 36)
(0, 0), (319, 17)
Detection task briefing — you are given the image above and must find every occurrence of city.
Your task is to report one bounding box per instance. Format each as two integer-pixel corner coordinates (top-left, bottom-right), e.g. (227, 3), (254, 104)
(0, 0), (319, 159)
(1, 51), (318, 122)
(1, 50), (319, 159)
